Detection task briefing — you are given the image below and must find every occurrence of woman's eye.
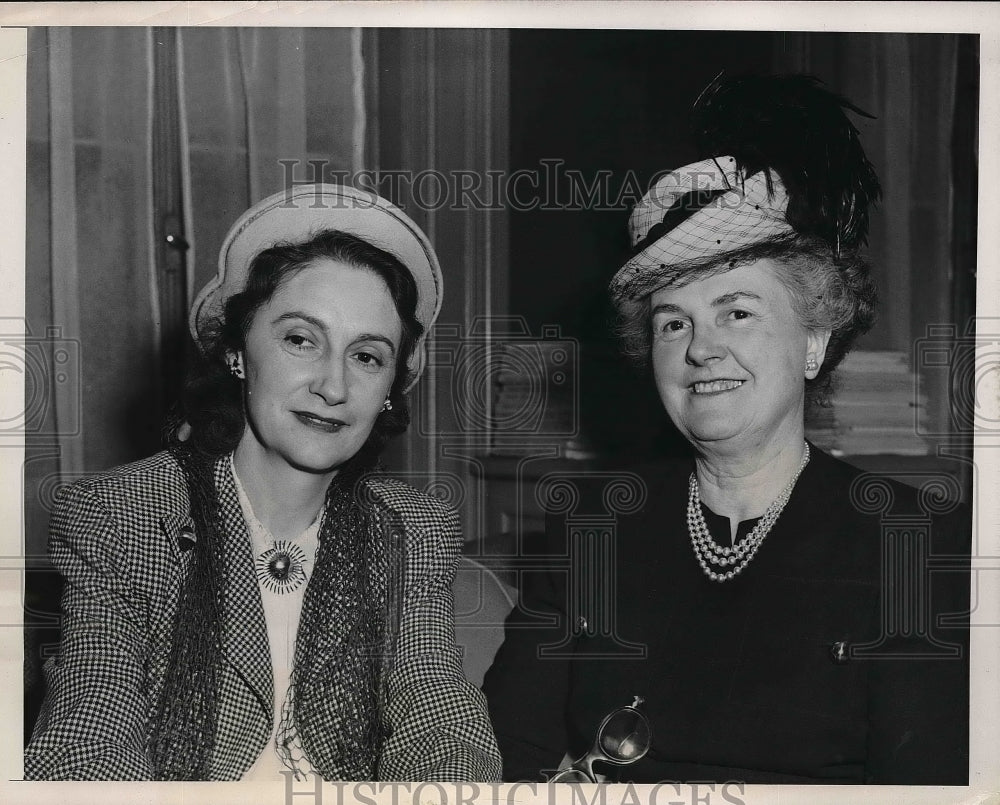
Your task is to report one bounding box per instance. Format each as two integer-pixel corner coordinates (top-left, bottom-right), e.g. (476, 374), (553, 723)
(284, 332), (316, 351)
(354, 350), (385, 369)
(654, 318), (689, 337)
(727, 309), (752, 321)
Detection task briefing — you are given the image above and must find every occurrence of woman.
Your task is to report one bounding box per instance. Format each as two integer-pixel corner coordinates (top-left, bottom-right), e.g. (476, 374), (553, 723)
(25, 184), (502, 781)
(483, 76), (970, 784)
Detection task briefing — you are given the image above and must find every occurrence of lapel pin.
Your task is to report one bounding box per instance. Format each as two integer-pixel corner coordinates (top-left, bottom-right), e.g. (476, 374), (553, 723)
(178, 526), (196, 552)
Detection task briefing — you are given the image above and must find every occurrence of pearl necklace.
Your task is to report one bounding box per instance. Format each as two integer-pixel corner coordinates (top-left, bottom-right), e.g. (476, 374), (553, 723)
(687, 443), (810, 582)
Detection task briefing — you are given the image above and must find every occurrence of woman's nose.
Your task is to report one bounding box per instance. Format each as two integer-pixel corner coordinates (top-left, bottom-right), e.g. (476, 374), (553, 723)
(309, 357), (348, 405)
(685, 324), (726, 365)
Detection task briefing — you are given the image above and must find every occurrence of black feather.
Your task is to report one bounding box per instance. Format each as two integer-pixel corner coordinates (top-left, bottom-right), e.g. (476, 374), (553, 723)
(691, 73), (882, 253)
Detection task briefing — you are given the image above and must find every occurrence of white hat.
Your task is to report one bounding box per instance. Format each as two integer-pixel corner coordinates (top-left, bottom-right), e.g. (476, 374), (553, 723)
(189, 184), (443, 389)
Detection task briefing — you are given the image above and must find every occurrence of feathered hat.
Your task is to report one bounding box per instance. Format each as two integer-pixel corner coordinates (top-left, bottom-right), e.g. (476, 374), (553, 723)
(609, 74), (882, 301)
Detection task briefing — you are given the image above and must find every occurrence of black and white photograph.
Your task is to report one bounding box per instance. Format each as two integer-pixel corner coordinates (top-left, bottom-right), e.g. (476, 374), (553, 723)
(2, 2), (998, 803)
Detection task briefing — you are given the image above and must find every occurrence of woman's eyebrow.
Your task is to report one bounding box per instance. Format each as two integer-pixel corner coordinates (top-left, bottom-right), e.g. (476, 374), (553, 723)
(355, 333), (397, 356)
(712, 291), (762, 306)
(650, 302), (684, 316)
(273, 311), (327, 331)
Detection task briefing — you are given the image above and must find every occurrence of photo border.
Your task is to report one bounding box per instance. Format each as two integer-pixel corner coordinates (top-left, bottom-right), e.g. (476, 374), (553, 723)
(2, 3), (997, 805)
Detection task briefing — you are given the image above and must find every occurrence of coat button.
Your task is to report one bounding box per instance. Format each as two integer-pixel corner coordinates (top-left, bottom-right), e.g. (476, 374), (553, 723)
(830, 640), (850, 663)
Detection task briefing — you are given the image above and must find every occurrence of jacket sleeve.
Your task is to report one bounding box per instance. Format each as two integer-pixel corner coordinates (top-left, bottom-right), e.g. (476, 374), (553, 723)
(24, 483), (154, 780)
(481, 512), (574, 782)
(864, 506), (971, 784)
(377, 505), (502, 782)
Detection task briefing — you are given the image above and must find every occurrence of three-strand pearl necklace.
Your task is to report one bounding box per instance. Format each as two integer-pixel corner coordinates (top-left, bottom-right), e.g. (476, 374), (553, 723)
(687, 443), (810, 582)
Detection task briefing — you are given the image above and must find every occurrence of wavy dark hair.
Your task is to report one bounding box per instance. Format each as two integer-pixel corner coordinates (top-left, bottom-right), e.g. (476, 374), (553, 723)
(169, 229), (423, 467)
(613, 235), (878, 405)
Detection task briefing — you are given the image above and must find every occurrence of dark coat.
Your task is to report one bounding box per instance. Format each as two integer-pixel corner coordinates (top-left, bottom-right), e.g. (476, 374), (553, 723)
(483, 446), (970, 784)
(25, 451), (501, 781)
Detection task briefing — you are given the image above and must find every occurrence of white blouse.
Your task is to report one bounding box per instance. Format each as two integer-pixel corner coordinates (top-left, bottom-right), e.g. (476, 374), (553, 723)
(230, 456), (322, 781)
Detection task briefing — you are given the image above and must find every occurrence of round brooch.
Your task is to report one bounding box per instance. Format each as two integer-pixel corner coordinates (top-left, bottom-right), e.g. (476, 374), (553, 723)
(254, 540), (308, 594)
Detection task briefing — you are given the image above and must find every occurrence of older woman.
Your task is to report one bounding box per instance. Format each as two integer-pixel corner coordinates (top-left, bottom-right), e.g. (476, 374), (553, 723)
(483, 76), (970, 784)
(26, 184), (501, 781)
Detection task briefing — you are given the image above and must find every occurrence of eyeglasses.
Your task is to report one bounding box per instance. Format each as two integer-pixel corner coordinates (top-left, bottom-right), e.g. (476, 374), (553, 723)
(548, 696), (652, 783)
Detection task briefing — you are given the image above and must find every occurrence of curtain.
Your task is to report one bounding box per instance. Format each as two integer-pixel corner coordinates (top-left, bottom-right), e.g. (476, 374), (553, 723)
(25, 28), (156, 563)
(774, 33), (975, 455)
(366, 29), (510, 544)
(24, 27), (361, 560)
(180, 27), (362, 301)
(23, 24), (365, 741)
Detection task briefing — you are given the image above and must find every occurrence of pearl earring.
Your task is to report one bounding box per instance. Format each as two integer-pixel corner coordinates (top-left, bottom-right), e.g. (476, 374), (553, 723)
(229, 356), (244, 379)
(382, 397), (393, 412)
(805, 357), (818, 374)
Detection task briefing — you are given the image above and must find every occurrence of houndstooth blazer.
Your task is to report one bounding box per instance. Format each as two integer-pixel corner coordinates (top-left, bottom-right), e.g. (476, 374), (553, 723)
(24, 451), (502, 781)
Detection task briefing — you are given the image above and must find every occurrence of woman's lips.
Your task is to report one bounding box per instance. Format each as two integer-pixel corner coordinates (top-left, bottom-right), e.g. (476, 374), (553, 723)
(293, 411), (347, 432)
(690, 379), (745, 394)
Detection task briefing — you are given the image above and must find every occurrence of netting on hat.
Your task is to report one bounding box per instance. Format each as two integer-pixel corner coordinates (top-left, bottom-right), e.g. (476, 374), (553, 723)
(610, 164), (794, 303)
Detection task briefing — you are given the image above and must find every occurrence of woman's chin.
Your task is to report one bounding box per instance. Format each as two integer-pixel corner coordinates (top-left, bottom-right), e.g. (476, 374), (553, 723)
(284, 448), (355, 475)
(678, 420), (750, 447)
(261, 443), (358, 476)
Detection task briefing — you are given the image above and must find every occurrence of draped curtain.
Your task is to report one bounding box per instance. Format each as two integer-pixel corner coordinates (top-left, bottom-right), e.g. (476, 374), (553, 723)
(773, 33), (976, 449)
(24, 26), (510, 560)
(24, 27), (362, 560)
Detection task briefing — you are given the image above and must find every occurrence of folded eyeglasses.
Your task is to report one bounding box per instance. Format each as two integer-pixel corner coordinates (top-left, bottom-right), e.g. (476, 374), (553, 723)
(548, 695), (652, 783)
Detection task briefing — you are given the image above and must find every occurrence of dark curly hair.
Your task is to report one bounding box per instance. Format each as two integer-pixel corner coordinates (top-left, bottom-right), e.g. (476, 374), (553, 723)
(613, 235), (878, 405)
(169, 229), (423, 467)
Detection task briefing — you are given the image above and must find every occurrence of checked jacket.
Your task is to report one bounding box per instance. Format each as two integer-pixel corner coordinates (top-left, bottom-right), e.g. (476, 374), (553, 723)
(25, 451), (501, 781)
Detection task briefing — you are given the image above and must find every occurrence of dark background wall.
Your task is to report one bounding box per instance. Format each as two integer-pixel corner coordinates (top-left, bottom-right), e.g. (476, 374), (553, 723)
(505, 30), (978, 459)
(509, 30), (773, 338)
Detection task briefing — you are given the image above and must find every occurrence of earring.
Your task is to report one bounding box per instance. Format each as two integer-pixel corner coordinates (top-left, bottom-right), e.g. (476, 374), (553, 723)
(229, 356), (244, 379)
(805, 357), (818, 374)
(382, 397), (393, 412)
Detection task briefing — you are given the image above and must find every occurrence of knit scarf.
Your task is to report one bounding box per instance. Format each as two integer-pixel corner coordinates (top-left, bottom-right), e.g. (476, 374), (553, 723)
(148, 448), (403, 780)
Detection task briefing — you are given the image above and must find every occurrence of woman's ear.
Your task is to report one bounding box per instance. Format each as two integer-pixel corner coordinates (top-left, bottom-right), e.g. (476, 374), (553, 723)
(805, 328), (832, 380)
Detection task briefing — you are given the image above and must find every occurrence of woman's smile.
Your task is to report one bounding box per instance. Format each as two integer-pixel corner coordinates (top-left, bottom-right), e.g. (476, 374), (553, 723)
(690, 379), (746, 395)
(292, 410), (348, 432)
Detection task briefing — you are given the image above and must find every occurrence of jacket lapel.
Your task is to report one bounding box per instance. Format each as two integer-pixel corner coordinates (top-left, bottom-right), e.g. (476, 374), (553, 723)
(211, 456), (273, 774)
